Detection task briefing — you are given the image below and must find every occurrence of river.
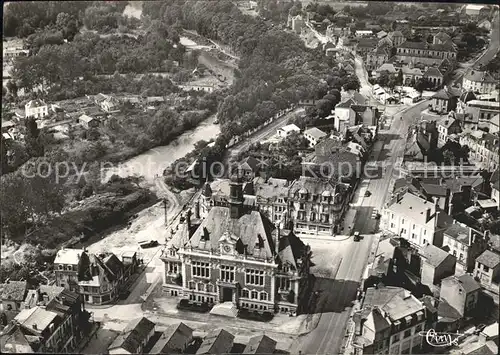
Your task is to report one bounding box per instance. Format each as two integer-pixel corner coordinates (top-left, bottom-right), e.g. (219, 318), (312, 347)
(102, 114), (220, 183)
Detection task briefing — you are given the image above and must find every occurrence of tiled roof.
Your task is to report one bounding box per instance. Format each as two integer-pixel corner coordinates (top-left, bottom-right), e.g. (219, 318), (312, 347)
(398, 41), (428, 50)
(389, 30), (404, 37)
(109, 317), (156, 353)
(432, 87), (461, 100)
(254, 178), (289, 201)
(363, 286), (424, 321)
(476, 250), (500, 269)
(196, 329), (234, 355)
(376, 63), (397, 73)
(402, 66), (423, 76)
(14, 307), (58, 333)
(357, 38), (379, 48)
(1, 281), (28, 302)
(464, 69), (496, 83)
(422, 244), (454, 268)
(243, 334), (277, 354)
(444, 224), (470, 244)
(424, 67), (443, 77)
(444, 274), (481, 294)
(434, 31), (451, 42)
(304, 127), (327, 140)
(149, 322), (193, 354)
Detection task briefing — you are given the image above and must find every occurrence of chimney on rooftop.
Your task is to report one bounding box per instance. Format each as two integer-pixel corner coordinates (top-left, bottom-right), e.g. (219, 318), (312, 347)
(33, 324), (37, 330)
(425, 208), (432, 223)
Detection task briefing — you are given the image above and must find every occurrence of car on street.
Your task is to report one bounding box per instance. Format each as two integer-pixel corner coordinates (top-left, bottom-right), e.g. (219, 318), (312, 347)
(364, 190), (371, 197)
(353, 231), (361, 241)
(138, 240), (159, 249)
(177, 299), (211, 313)
(238, 309), (274, 322)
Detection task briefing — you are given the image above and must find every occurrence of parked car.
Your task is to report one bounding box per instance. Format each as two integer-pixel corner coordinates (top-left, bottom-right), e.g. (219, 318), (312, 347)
(238, 309), (274, 322)
(138, 240), (159, 249)
(364, 190), (372, 197)
(177, 299), (211, 313)
(353, 231), (361, 241)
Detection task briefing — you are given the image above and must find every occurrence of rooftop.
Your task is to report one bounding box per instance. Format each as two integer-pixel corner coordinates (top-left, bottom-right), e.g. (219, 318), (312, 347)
(149, 322), (193, 354)
(14, 307), (58, 333)
(444, 224), (470, 244)
(422, 244), (454, 268)
(1, 280), (28, 302)
(54, 248), (84, 265)
(363, 286), (425, 321)
(464, 69), (496, 83)
(386, 192), (436, 226)
(279, 124), (300, 133)
(243, 334), (277, 354)
(108, 317), (156, 353)
(476, 250), (500, 269)
(196, 329), (234, 355)
(304, 127), (327, 140)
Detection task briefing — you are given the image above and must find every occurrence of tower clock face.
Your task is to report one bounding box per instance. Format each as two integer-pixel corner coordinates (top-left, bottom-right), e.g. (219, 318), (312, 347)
(223, 245), (231, 253)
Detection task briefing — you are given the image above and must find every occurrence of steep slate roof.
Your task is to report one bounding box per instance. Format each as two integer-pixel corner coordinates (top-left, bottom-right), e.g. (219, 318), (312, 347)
(1, 281), (28, 302)
(243, 334), (277, 354)
(476, 250), (500, 269)
(424, 67), (443, 77)
(357, 38), (379, 48)
(434, 31), (451, 42)
(108, 317), (155, 353)
(464, 69), (496, 83)
(196, 329), (234, 355)
(336, 98), (356, 109)
(149, 322), (193, 354)
(188, 207), (275, 259)
(422, 244), (453, 268)
(398, 41), (428, 50)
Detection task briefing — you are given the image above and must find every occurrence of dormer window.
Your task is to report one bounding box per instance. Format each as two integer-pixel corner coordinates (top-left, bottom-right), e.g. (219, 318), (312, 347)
(169, 249), (176, 257)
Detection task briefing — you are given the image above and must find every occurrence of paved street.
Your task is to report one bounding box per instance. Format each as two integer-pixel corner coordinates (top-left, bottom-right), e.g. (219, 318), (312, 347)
(296, 53), (431, 353)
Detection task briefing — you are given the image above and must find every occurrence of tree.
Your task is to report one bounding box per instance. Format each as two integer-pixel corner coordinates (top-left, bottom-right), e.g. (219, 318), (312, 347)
(343, 76), (361, 91)
(6, 80), (18, 97)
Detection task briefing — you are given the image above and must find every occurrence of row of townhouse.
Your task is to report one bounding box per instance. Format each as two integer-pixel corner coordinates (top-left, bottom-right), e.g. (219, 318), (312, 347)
(459, 130), (499, 171)
(0, 283), (90, 353)
(108, 316), (278, 355)
(53, 248), (139, 305)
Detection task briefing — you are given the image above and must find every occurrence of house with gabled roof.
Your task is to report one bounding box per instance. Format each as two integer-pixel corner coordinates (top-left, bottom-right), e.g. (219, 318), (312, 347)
(161, 173), (312, 315)
(149, 322), (193, 354)
(474, 249), (500, 289)
(196, 329), (234, 355)
(431, 86), (461, 113)
(108, 317), (156, 354)
(25, 99), (48, 119)
(424, 67), (444, 87)
(1, 280), (29, 317)
(303, 127), (327, 147)
(243, 334), (277, 354)
(420, 244), (456, 287)
(53, 248), (129, 305)
(440, 274), (481, 319)
(462, 69), (497, 95)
